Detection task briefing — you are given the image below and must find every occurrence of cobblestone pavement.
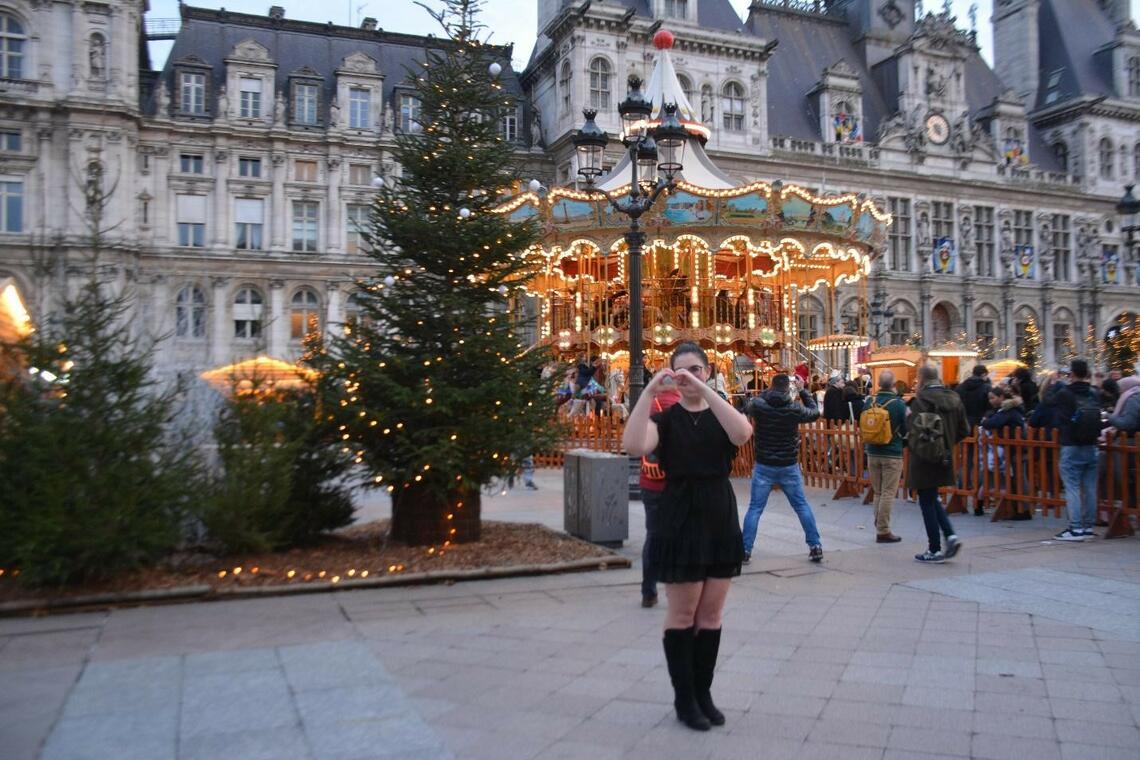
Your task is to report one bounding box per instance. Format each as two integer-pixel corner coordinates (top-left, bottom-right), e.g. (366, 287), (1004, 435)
(2, 472), (1138, 759)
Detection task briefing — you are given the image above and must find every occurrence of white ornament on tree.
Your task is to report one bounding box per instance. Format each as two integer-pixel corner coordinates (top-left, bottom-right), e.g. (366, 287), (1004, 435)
(459, 207), (472, 219)
(383, 275), (395, 287)
(488, 62), (502, 79)
(497, 285), (508, 295)
(527, 179), (542, 193)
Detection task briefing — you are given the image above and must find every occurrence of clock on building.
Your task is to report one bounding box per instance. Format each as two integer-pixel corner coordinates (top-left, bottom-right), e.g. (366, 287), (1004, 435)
(925, 113), (950, 145)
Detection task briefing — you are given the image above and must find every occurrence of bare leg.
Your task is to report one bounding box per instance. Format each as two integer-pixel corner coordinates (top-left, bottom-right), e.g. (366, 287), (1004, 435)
(694, 578), (731, 630)
(664, 581), (703, 630)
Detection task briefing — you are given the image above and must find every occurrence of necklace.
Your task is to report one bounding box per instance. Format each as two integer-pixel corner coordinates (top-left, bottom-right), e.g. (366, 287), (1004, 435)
(684, 408), (706, 426)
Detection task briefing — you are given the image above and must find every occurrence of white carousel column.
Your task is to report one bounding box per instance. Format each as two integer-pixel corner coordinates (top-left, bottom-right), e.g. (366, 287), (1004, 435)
(268, 279), (287, 358)
(210, 276), (231, 365)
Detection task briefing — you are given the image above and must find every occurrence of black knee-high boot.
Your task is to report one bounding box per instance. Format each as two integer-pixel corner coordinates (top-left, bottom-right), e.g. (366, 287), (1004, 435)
(693, 628), (725, 725)
(662, 627), (711, 731)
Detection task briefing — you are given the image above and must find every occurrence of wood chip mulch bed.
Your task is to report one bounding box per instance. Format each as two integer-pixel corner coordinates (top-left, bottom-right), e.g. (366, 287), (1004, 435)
(0, 521), (627, 612)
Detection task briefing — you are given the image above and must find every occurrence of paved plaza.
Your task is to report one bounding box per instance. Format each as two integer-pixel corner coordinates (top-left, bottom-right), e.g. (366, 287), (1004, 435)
(2, 472), (1139, 760)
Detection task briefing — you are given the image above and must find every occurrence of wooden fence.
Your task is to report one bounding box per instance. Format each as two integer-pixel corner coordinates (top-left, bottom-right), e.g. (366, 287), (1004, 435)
(537, 415), (1139, 538)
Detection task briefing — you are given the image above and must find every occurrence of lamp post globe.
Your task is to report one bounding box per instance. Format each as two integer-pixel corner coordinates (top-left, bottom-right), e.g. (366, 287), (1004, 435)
(617, 75), (652, 145)
(572, 109), (608, 180)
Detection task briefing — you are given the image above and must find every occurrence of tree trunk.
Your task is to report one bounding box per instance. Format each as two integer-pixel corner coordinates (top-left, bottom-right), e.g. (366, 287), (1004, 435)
(391, 482), (481, 546)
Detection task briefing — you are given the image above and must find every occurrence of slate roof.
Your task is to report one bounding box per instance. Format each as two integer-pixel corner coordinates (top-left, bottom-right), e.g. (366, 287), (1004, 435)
(154, 5), (525, 122)
(748, 10), (891, 144)
(1036, 0), (1118, 109)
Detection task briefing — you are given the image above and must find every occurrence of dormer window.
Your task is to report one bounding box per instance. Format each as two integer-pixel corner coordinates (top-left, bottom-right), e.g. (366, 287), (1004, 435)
(293, 82), (319, 125)
(239, 77), (262, 118)
(399, 94), (422, 133)
(663, 0), (689, 19)
(1128, 57), (1140, 97)
(349, 87), (371, 129)
(180, 72), (206, 115)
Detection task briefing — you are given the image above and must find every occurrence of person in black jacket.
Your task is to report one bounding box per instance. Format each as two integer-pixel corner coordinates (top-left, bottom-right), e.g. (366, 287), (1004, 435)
(1011, 367), (1039, 413)
(741, 374), (824, 564)
(1051, 359), (1102, 541)
(822, 375), (848, 422)
(956, 365), (992, 429)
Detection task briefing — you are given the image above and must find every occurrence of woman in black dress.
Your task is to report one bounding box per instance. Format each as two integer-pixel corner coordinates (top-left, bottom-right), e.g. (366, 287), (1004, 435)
(622, 342), (753, 731)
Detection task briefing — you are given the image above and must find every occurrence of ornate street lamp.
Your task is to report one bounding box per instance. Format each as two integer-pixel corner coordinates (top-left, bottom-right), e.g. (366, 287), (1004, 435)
(572, 76), (688, 498)
(572, 78), (688, 416)
(1116, 183), (1140, 259)
(869, 291), (895, 345)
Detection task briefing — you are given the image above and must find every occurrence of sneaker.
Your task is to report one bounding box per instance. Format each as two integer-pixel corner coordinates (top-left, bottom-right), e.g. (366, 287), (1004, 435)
(973, 506), (985, 516)
(944, 535), (962, 559)
(641, 594), (658, 608)
(1080, 528), (1096, 538)
(809, 546), (823, 563)
(1054, 529), (1086, 542)
(525, 481), (539, 491)
(915, 550), (946, 563)
(742, 552), (751, 565)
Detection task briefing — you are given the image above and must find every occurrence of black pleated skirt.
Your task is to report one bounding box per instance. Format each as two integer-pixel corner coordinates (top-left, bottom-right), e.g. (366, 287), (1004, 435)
(649, 476), (743, 583)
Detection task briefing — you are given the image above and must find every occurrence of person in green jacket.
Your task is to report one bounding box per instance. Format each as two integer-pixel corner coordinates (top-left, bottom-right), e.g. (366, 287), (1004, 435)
(864, 370), (907, 543)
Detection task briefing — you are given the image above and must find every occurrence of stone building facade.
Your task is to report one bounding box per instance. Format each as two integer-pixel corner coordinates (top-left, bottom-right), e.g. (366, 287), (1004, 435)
(0, 0), (1137, 379)
(525, 0), (1140, 368)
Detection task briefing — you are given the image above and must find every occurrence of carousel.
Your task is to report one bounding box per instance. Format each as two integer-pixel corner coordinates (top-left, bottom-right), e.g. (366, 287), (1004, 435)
(495, 31), (890, 390)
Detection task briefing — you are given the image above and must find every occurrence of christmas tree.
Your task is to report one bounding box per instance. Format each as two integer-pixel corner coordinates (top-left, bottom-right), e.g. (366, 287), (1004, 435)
(1018, 316), (1042, 369)
(1105, 315), (1139, 374)
(317, 0), (557, 546)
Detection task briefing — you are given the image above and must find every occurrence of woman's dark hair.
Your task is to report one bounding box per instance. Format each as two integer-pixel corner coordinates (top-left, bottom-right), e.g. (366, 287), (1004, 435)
(669, 341), (709, 370)
(1012, 367), (1031, 382)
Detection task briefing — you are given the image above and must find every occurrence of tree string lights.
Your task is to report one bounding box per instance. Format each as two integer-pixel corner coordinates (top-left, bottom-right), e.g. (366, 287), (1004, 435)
(313, 0), (561, 548)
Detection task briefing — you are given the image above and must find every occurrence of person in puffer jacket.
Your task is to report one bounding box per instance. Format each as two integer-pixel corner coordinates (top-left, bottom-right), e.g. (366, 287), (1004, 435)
(741, 374), (824, 564)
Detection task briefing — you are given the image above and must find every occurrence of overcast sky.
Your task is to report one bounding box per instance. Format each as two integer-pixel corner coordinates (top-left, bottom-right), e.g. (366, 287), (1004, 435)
(147, 1), (1137, 71)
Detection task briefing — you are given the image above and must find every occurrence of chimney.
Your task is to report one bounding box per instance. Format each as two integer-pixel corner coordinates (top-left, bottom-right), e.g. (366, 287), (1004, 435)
(268, 6), (285, 20)
(360, 17), (378, 31)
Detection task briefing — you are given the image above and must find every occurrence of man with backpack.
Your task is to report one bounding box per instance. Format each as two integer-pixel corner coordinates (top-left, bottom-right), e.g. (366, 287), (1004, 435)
(907, 365), (970, 563)
(861, 370), (906, 543)
(1051, 359), (1103, 541)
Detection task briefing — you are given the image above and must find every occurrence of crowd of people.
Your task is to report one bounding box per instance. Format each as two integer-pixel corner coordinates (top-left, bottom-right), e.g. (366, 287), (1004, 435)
(614, 349), (1138, 733)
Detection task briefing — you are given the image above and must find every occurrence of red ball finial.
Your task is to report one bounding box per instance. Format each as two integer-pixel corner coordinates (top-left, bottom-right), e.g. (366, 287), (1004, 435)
(653, 29), (675, 50)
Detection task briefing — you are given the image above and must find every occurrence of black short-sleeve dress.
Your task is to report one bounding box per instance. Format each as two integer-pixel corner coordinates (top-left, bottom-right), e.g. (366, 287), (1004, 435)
(648, 404), (744, 583)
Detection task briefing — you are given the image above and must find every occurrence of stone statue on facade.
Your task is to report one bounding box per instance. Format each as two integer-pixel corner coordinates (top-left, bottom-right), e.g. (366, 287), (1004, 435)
(274, 94), (286, 125)
(531, 107), (544, 148)
(329, 98), (341, 127)
(90, 35), (106, 80)
(216, 85), (228, 118)
(155, 80), (170, 116)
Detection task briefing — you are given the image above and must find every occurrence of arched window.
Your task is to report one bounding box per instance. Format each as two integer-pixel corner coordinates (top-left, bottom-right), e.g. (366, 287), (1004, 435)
(559, 60), (572, 114)
(1129, 56), (1140, 97)
(89, 32), (106, 80)
(175, 285), (206, 339)
(888, 300), (917, 346)
(588, 57), (611, 111)
(1053, 141), (1068, 172)
(721, 81), (745, 132)
(1100, 137), (1115, 179)
(840, 297), (867, 336)
(1053, 308), (1076, 363)
(233, 286), (264, 340)
(0, 13), (26, 79)
(974, 304), (999, 359)
(796, 295), (824, 342)
(290, 287), (321, 340)
(677, 73), (694, 109)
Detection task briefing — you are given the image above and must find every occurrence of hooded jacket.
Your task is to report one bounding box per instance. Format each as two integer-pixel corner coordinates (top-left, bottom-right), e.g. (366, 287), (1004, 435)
(1108, 377), (1140, 433)
(746, 388), (820, 467)
(1051, 380), (1100, 446)
(980, 397), (1027, 434)
(956, 375), (992, 427)
(906, 383), (970, 490)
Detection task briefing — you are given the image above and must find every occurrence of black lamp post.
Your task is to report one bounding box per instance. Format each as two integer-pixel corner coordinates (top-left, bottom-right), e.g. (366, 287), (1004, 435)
(869, 292), (895, 345)
(1116, 184), (1140, 258)
(572, 76), (687, 415)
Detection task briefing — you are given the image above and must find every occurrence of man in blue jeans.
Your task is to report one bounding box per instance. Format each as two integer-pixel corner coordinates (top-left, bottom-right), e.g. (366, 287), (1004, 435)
(742, 374), (823, 563)
(1051, 359), (1103, 541)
